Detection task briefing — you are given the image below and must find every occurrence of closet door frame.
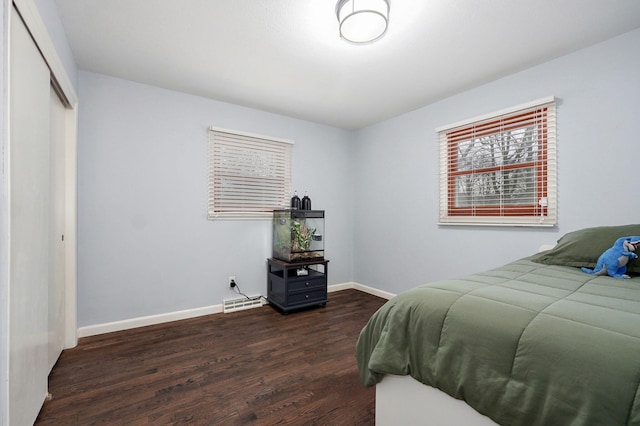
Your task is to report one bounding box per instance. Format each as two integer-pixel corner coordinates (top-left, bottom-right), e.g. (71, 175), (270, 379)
(3, 1), (79, 423)
(12, 0), (79, 350)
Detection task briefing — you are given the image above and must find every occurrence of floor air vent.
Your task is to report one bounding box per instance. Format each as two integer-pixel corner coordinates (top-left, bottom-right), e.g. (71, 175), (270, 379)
(223, 297), (263, 313)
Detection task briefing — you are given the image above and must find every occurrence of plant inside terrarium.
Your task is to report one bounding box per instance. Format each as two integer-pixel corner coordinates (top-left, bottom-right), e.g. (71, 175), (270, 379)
(291, 220), (316, 252)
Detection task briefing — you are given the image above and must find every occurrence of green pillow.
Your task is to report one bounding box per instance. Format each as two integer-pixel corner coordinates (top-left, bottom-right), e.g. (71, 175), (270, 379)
(530, 224), (640, 273)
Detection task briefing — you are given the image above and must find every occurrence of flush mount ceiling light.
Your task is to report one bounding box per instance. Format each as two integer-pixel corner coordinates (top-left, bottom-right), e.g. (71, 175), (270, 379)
(336, 0), (390, 44)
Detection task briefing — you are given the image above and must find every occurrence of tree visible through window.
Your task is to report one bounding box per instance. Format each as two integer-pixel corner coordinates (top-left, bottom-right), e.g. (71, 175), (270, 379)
(438, 98), (556, 226)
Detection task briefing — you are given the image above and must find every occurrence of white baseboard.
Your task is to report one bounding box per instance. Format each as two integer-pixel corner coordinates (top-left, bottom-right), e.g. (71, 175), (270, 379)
(78, 283), (394, 338)
(77, 304), (224, 338)
(327, 282), (354, 292)
(329, 282), (395, 300)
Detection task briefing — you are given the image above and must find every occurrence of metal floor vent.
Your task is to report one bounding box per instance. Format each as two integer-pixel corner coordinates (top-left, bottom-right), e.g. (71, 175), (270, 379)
(223, 297), (263, 313)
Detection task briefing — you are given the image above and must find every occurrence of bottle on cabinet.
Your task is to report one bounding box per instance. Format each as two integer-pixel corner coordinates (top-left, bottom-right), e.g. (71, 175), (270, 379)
(301, 191), (312, 210)
(290, 190), (301, 209)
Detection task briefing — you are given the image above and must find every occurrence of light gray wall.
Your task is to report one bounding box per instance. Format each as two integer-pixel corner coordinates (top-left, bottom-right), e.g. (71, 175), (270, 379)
(352, 28), (640, 294)
(75, 27), (640, 326)
(77, 71), (354, 327)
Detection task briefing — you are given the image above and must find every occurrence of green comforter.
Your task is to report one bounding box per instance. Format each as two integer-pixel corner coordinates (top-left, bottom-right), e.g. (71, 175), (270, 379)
(356, 258), (640, 425)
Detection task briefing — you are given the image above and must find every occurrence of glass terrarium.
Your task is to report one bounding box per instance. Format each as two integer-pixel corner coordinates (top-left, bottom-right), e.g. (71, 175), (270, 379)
(272, 210), (324, 262)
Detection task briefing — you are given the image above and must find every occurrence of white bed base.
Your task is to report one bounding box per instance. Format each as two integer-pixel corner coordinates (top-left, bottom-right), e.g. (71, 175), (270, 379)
(376, 375), (498, 425)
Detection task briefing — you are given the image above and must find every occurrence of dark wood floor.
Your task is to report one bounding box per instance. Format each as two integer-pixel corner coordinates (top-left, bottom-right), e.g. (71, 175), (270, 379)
(36, 289), (386, 425)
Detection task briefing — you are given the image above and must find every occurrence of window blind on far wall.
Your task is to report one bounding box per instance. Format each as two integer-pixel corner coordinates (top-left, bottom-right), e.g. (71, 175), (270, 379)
(437, 96), (557, 227)
(207, 127), (293, 220)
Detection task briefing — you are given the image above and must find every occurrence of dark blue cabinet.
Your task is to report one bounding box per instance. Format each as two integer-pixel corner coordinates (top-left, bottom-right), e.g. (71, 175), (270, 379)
(267, 258), (329, 314)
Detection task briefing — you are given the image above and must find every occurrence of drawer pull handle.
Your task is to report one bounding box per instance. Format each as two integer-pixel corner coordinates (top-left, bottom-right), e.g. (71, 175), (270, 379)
(305, 294), (310, 299)
(305, 282), (310, 286)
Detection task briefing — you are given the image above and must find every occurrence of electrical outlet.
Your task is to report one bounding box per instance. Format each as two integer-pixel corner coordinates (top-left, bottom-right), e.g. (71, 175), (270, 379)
(228, 276), (236, 288)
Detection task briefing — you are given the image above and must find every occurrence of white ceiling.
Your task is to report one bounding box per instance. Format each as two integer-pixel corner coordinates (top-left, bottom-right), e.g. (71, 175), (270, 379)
(55, 0), (640, 130)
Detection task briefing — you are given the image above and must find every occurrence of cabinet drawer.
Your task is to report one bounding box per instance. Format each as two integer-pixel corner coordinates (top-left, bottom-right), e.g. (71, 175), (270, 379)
(287, 276), (325, 292)
(288, 288), (326, 306)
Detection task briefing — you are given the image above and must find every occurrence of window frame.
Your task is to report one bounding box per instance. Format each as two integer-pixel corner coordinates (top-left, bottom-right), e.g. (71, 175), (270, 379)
(207, 126), (293, 220)
(437, 97), (557, 227)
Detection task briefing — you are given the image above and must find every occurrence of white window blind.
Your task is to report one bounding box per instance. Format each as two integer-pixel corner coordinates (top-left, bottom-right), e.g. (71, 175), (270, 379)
(207, 127), (293, 220)
(437, 97), (557, 227)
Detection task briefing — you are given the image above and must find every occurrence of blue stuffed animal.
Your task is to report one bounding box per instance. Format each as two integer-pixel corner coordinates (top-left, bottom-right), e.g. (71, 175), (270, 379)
(582, 236), (640, 279)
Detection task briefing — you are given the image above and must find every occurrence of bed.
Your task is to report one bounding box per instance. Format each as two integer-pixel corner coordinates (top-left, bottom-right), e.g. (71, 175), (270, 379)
(356, 225), (640, 425)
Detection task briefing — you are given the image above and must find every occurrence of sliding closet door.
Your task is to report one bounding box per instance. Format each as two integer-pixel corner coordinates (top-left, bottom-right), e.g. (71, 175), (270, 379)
(9, 6), (52, 425)
(49, 85), (66, 372)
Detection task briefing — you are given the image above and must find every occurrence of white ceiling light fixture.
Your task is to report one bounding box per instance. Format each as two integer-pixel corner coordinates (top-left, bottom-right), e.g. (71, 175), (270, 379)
(336, 0), (390, 44)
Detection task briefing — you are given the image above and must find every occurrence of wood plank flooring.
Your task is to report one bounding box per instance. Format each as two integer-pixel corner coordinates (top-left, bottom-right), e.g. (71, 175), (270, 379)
(36, 289), (387, 425)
